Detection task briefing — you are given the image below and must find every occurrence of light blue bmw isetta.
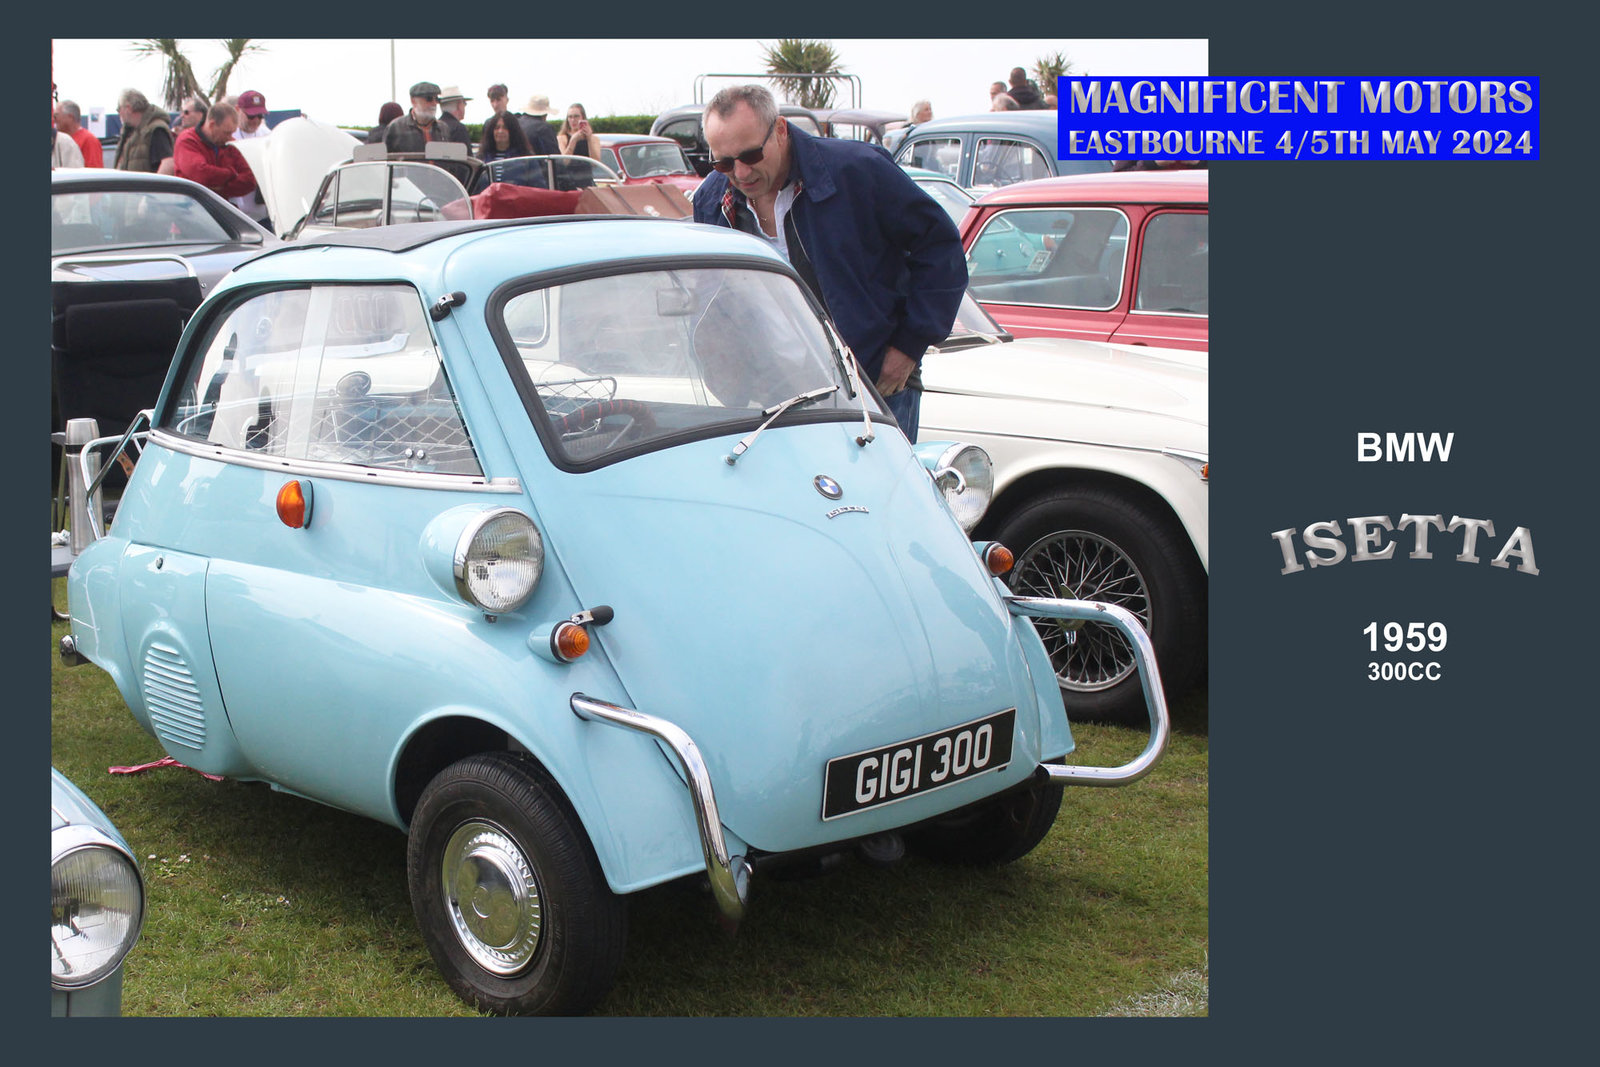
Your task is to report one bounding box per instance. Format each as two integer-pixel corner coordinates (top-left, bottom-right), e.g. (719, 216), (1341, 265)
(62, 216), (1169, 1015)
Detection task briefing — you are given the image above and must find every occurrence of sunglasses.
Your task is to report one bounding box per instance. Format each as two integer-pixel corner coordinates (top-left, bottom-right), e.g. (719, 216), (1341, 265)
(417, 94), (439, 103)
(710, 117), (777, 173)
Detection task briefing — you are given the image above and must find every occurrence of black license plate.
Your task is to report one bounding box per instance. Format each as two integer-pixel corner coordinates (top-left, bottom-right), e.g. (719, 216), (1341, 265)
(822, 708), (1016, 820)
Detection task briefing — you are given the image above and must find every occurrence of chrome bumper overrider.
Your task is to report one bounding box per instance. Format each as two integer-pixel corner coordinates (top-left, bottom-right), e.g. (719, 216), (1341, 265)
(570, 694), (752, 925)
(1006, 595), (1170, 786)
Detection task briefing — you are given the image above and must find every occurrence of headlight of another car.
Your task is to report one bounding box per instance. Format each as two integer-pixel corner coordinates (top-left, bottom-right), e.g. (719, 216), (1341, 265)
(916, 442), (994, 532)
(51, 828), (145, 990)
(453, 508), (545, 616)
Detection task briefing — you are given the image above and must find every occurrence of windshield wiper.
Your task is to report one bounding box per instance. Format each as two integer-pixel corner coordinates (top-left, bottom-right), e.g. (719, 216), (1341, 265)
(724, 385), (839, 465)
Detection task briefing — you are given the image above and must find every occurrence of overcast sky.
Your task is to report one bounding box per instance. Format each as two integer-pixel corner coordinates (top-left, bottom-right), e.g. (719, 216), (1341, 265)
(51, 38), (1207, 131)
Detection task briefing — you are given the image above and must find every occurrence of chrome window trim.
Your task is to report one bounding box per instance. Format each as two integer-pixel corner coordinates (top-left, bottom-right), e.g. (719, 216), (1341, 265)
(969, 206), (1130, 312)
(149, 429), (522, 493)
(1127, 308), (1208, 320)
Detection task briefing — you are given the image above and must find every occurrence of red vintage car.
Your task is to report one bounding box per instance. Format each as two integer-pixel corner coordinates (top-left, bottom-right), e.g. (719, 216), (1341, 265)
(597, 133), (702, 196)
(962, 170), (1208, 351)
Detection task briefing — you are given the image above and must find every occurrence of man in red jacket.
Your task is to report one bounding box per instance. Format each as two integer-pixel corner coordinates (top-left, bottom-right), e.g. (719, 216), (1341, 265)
(173, 102), (257, 201)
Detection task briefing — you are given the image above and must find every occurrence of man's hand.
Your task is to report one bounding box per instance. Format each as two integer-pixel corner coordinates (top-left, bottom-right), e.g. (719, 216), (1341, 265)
(876, 346), (916, 397)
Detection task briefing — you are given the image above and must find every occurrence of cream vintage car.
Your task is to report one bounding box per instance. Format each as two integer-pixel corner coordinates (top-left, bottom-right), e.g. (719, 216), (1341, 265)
(920, 295), (1208, 724)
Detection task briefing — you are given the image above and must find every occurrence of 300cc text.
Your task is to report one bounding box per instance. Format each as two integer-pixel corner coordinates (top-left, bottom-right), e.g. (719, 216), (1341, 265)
(1368, 661), (1443, 681)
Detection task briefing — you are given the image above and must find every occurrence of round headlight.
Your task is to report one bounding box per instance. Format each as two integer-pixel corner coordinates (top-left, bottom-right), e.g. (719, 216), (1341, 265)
(51, 839), (144, 990)
(453, 508), (544, 615)
(931, 444), (994, 532)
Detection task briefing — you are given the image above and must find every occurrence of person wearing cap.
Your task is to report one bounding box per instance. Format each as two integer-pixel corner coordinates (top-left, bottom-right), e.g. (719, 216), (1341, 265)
(234, 90), (271, 139)
(439, 86), (470, 122)
(228, 90), (273, 230)
(174, 101), (258, 201)
(437, 86), (473, 146)
(516, 94), (561, 156)
(385, 80), (473, 154)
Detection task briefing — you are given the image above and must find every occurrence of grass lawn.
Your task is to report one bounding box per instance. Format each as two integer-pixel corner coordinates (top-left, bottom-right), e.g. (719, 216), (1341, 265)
(51, 582), (1207, 1017)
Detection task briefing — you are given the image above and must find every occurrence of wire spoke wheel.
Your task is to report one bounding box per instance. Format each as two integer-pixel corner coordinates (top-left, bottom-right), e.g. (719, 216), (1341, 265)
(1011, 529), (1151, 691)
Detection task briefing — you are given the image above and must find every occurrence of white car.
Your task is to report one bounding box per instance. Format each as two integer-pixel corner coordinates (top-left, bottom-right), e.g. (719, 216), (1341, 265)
(920, 295), (1208, 723)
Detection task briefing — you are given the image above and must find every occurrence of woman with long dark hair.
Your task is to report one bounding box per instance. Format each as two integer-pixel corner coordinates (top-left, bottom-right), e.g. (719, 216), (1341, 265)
(480, 111), (534, 162)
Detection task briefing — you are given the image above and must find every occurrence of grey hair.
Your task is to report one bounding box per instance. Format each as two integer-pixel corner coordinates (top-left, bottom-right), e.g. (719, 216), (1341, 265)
(118, 88), (151, 113)
(207, 102), (240, 125)
(58, 100), (82, 121)
(992, 93), (1019, 111)
(706, 84), (778, 127)
(910, 98), (931, 121)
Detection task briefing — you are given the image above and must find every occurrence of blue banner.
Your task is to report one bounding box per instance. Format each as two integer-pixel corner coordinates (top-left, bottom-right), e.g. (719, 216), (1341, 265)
(1057, 77), (1540, 161)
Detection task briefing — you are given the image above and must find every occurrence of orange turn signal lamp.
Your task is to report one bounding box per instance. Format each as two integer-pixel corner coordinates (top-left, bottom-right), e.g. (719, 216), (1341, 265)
(980, 541), (1014, 576)
(276, 480), (313, 528)
(552, 621), (591, 662)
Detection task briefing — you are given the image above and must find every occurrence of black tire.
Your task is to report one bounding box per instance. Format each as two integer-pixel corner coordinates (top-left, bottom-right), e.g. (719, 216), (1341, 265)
(406, 752), (627, 1016)
(905, 777), (1063, 865)
(994, 486), (1206, 726)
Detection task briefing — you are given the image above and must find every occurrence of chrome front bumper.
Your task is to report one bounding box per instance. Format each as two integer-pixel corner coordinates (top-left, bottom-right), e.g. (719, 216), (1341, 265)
(570, 596), (1169, 926)
(570, 694), (753, 925)
(1005, 595), (1171, 787)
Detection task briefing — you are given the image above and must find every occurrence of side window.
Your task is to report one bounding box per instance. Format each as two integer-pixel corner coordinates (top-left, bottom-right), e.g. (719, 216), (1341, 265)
(967, 208), (1130, 311)
(601, 148), (620, 173)
(1135, 212), (1209, 316)
(972, 138), (1052, 189)
(333, 164), (387, 229)
(387, 163), (469, 224)
(163, 285), (483, 477)
(901, 137), (961, 180)
(659, 119), (702, 153)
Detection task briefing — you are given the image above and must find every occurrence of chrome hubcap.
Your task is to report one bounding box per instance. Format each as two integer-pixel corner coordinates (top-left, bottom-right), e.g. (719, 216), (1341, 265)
(1010, 530), (1151, 691)
(441, 819), (542, 975)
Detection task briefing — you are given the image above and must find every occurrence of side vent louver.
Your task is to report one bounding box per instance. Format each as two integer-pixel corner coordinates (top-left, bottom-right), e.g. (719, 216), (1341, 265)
(142, 642), (207, 751)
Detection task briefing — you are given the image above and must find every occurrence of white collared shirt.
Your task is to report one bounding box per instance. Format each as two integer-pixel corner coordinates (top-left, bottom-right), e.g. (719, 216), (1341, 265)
(737, 182), (799, 261)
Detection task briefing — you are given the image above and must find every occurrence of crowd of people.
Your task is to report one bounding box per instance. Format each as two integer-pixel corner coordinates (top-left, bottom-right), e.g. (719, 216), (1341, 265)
(51, 76), (616, 233)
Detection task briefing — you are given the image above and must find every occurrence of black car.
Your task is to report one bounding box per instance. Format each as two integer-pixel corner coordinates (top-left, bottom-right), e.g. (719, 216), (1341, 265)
(51, 168), (278, 296)
(51, 170), (280, 496)
(650, 103), (823, 176)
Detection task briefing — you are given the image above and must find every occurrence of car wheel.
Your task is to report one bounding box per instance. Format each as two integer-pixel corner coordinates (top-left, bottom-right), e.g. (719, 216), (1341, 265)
(995, 486), (1206, 725)
(905, 776), (1062, 865)
(406, 752), (626, 1016)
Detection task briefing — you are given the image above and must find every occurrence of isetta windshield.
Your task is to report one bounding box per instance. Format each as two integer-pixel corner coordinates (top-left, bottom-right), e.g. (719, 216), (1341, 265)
(499, 266), (873, 466)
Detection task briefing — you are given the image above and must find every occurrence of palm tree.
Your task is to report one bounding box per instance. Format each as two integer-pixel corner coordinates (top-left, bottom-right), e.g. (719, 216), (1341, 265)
(1033, 51), (1076, 101)
(211, 39), (266, 103)
(130, 39), (204, 110)
(128, 39), (264, 110)
(761, 39), (844, 110)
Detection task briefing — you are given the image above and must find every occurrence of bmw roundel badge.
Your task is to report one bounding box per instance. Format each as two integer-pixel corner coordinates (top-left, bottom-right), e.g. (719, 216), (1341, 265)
(814, 475), (843, 499)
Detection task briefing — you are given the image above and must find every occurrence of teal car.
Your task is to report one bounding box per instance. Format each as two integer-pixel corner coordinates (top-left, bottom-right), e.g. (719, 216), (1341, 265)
(892, 111), (1112, 191)
(61, 216), (1169, 1015)
(51, 768), (145, 1016)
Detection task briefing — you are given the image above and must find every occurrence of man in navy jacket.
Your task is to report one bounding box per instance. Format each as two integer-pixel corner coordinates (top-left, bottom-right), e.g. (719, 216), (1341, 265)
(692, 85), (966, 441)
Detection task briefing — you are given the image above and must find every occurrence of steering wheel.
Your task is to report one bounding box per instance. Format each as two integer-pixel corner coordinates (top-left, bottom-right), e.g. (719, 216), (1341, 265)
(553, 398), (658, 451)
